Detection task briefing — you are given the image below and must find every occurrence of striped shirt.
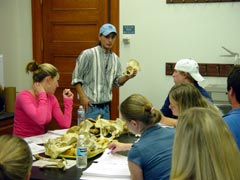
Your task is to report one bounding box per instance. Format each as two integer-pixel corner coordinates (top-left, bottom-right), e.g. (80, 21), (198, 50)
(72, 45), (122, 104)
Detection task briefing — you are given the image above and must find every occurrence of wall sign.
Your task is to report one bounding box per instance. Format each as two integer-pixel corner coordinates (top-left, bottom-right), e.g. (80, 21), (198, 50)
(123, 25), (135, 34)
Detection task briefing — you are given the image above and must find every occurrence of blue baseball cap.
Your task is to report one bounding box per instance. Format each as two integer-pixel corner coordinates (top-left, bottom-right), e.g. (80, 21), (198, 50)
(99, 23), (117, 36)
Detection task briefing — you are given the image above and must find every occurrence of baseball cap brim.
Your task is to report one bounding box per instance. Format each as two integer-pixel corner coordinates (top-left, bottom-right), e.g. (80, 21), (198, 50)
(190, 72), (204, 82)
(102, 30), (117, 36)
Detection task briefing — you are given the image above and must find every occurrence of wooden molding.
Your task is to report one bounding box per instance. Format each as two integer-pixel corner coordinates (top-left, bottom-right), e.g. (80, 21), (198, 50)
(31, 0), (43, 64)
(166, 62), (234, 77)
(167, 0), (240, 3)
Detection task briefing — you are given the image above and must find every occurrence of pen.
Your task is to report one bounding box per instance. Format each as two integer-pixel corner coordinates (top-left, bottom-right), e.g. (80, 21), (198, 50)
(107, 147), (115, 154)
(107, 149), (113, 154)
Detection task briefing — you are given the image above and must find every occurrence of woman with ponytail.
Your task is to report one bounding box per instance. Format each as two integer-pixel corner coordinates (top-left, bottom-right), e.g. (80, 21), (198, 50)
(108, 94), (175, 180)
(13, 61), (74, 137)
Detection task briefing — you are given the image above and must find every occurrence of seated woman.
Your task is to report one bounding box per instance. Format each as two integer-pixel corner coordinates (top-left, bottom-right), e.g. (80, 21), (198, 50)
(108, 94), (175, 180)
(0, 134), (33, 180)
(161, 59), (213, 119)
(13, 61), (74, 138)
(161, 83), (221, 127)
(170, 107), (240, 180)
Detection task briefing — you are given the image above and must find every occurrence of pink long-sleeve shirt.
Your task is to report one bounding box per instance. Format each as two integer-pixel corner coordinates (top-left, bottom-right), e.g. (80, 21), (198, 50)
(13, 90), (73, 138)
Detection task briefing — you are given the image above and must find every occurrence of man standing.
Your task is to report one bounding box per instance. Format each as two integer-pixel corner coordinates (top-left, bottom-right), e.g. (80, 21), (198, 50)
(223, 65), (240, 149)
(72, 23), (137, 120)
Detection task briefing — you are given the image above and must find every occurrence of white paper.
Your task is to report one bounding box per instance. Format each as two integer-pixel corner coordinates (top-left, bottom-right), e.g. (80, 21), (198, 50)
(47, 129), (69, 136)
(33, 159), (76, 170)
(28, 142), (45, 155)
(82, 149), (130, 179)
(24, 132), (61, 144)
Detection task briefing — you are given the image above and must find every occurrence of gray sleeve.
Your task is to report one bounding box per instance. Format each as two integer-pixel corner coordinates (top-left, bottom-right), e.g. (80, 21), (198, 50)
(71, 50), (90, 85)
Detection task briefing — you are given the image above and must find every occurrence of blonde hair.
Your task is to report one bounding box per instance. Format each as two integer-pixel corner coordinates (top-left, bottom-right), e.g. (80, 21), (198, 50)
(26, 61), (58, 82)
(170, 107), (240, 180)
(120, 94), (161, 125)
(0, 134), (33, 180)
(169, 83), (221, 116)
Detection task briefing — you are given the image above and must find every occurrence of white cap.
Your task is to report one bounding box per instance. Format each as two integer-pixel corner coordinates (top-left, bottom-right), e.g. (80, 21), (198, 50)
(174, 59), (204, 82)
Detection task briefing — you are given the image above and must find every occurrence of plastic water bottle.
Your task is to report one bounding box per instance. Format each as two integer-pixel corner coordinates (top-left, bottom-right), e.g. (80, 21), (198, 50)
(77, 105), (85, 125)
(76, 134), (88, 169)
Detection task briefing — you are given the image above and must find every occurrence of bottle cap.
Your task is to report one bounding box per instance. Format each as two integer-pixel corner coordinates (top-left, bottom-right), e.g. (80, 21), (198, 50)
(79, 134), (84, 139)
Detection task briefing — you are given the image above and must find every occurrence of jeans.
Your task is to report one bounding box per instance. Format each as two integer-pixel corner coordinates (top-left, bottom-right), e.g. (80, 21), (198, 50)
(86, 103), (110, 120)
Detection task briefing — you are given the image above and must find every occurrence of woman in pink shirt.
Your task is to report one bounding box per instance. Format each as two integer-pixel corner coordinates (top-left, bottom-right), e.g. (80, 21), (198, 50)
(13, 61), (74, 138)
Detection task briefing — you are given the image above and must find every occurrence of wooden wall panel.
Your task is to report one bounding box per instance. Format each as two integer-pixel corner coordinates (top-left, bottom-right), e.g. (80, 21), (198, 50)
(165, 62), (234, 77)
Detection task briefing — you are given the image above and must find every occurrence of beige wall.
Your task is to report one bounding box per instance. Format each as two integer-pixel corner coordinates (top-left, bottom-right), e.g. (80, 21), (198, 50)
(119, 0), (240, 107)
(0, 0), (240, 108)
(0, 0), (32, 92)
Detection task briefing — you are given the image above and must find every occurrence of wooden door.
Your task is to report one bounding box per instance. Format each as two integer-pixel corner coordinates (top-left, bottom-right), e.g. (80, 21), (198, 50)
(31, 0), (119, 128)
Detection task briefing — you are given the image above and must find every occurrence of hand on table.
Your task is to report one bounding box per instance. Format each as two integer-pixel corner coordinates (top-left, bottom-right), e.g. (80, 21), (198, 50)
(107, 141), (132, 154)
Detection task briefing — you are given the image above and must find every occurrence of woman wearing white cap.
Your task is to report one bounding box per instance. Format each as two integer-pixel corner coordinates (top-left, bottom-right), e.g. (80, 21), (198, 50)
(160, 59), (213, 125)
(72, 23), (138, 120)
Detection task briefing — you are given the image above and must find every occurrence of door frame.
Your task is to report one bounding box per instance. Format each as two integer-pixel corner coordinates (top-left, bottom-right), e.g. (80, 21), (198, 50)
(31, 0), (120, 119)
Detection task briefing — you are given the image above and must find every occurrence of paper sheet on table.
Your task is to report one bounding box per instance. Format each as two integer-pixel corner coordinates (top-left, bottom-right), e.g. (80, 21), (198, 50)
(81, 148), (130, 179)
(28, 142), (45, 155)
(48, 128), (69, 136)
(24, 132), (62, 144)
(33, 159), (76, 170)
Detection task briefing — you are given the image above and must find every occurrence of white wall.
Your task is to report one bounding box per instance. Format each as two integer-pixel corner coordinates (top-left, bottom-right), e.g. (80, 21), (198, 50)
(119, 0), (240, 108)
(0, 0), (32, 93)
(0, 0), (240, 109)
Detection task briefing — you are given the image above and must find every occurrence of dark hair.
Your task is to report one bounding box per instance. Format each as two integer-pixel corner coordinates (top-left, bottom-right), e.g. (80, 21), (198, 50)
(227, 65), (240, 103)
(120, 94), (161, 125)
(26, 61), (58, 82)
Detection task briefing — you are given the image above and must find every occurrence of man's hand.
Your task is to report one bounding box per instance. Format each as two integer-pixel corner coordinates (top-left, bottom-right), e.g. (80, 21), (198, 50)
(80, 96), (90, 113)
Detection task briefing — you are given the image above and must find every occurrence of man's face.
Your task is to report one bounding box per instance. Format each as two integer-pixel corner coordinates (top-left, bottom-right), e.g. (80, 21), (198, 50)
(172, 70), (187, 84)
(99, 33), (116, 51)
(227, 87), (233, 104)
